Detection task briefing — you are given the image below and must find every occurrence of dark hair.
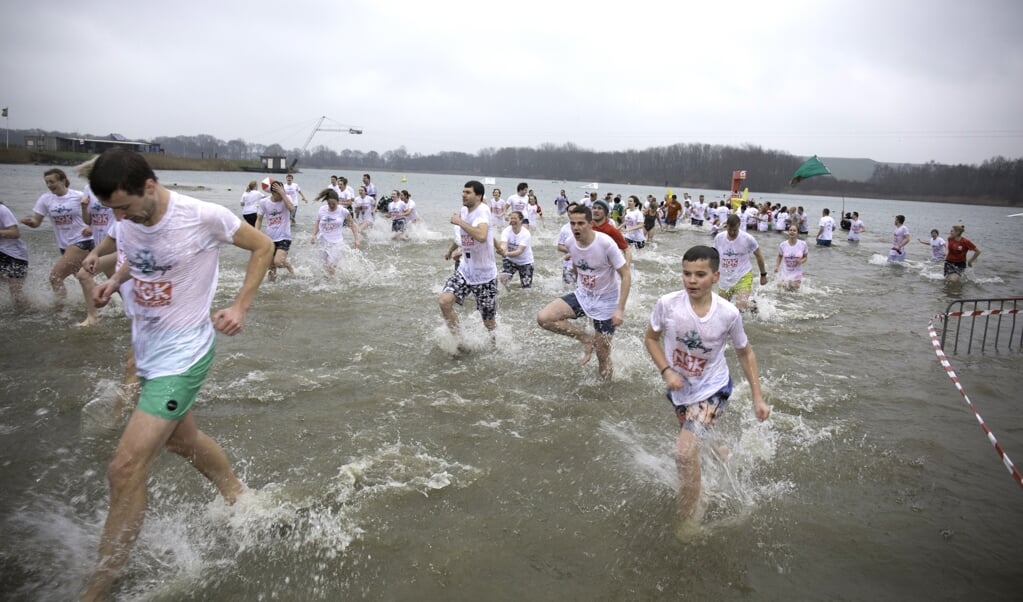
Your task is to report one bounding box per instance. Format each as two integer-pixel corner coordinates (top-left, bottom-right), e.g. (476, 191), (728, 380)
(895, 214), (906, 225)
(683, 245), (720, 272)
(568, 204), (593, 222)
(316, 188), (340, 202)
(726, 214), (741, 227)
(43, 168), (70, 185)
(509, 210), (525, 221)
(89, 148), (156, 200)
(464, 180), (485, 197)
(517, 182), (528, 193)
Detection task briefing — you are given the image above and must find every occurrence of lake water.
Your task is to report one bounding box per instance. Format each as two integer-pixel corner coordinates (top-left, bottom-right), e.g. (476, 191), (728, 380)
(1, 164), (1021, 600)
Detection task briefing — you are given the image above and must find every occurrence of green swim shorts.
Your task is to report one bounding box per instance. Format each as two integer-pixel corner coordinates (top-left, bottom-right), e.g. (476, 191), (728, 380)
(137, 345), (215, 420)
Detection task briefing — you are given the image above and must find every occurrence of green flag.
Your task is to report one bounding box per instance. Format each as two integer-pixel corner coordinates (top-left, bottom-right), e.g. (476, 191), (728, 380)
(789, 155), (831, 187)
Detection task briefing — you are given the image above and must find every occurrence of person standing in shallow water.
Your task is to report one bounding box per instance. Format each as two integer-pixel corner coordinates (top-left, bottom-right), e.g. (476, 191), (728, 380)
(81, 148), (273, 601)
(644, 245), (771, 531)
(254, 180), (296, 281)
(888, 214), (910, 263)
(20, 168), (95, 313)
(439, 180), (498, 351)
(537, 204), (631, 382)
(943, 224), (980, 283)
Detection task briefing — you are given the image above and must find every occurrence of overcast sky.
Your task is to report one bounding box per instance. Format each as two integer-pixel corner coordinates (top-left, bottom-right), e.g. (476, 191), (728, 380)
(3, 0), (1021, 166)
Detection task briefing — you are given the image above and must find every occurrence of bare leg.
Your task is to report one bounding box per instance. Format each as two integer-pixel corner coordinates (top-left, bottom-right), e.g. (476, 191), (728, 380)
(537, 298), (592, 364)
(111, 349), (139, 427)
(592, 331), (614, 381)
(733, 289), (750, 312)
(50, 246), (89, 305)
(675, 428), (702, 523)
(439, 291), (460, 337)
(82, 410), (180, 601)
(273, 249), (294, 276)
(77, 253), (117, 327)
(164, 412), (245, 503)
(3, 275), (27, 307)
(76, 268), (99, 326)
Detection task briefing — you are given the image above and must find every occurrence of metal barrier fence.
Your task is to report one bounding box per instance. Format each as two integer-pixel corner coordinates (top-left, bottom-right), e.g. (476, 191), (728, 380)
(939, 297), (1023, 355)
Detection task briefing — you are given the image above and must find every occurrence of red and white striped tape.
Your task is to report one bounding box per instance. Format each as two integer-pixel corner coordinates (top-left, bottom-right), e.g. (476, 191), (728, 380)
(945, 308), (1020, 318)
(928, 313), (1023, 490)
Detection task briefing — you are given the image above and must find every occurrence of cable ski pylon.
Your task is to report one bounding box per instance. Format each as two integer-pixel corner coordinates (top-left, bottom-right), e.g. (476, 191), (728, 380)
(927, 312), (1023, 490)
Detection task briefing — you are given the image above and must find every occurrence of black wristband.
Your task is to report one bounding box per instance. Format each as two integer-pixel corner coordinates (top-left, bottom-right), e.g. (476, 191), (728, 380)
(760, 272), (768, 277)
(660, 366), (671, 375)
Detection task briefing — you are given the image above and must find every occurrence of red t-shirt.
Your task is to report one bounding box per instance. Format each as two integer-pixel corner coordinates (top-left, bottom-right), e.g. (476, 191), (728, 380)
(946, 236), (976, 263)
(592, 220), (628, 250)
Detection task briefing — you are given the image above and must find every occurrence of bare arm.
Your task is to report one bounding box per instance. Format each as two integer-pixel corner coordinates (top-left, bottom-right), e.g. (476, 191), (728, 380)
(735, 344), (771, 421)
(348, 216), (360, 249)
(82, 234), (118, 274)
(21, 212), (44, 228)
(451, 214), (489, 243)
(753, 248), (768, 283)
(969, 247), (980, 266)
(211, 223), (273, 336)
(0, 222), (20, 239)
(92, 261), (132, 308)
(645, 324), (683, 391)
(611, 262), (631, 326)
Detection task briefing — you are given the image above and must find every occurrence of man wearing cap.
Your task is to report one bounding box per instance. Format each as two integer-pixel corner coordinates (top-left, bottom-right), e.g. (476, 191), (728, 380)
(590, 198), (632, 264)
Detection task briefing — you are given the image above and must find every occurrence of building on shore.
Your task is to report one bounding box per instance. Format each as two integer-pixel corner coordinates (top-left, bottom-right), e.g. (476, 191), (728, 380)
(24, 133), (162, 154)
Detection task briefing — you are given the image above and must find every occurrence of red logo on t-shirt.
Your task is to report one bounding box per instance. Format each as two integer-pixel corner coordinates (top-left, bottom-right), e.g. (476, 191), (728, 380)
(672, 349), (707, 377)
(134, 280), (172, 307)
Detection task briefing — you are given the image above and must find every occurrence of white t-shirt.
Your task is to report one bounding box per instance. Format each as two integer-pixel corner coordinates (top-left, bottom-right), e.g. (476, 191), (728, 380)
(848, 219), (864, 241)
(892, 225), (908, 253)
(773, 211), (789, 231)
(649, 290), (748, 407)
(623, 208), (646, 242)
(457, 203), (497, 284)
(315, 205), (351, 245)
(713, 230), (760, 290)
(507, 194), (529, 216)
(818, 216), (836, 241)
(556, 222), (574, 270)
(406, 199), (419, 221)
(32, 188), (89, 249)
(929, 237), (947, 260)
(340, 186), (355, 205)
(107, 220), (135, 318)
(117, 192), (240, 379)
(354, 195), (375, 222)
(0, 204), (28, 261)
(490, 198), (507, 225)
(284, 182), (303, 205)
(388, 199), (408, 221)
(743, 206), (759, 229)
(84, 185), (115, 244)
(566, 231), (626, 320)
(524, 203), (540, 224)
(778, 239), (808, 282)
(501, 225), (533, 265)
(256, 197), (293, 242)
(240, 190), (263, 215)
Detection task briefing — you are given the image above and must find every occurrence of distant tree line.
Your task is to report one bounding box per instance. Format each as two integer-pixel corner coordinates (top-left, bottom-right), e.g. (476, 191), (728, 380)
(6, 128), (1020, 205)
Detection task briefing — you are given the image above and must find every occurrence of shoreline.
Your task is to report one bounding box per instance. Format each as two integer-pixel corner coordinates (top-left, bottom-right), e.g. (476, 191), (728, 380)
(0, 150), (1014, 208)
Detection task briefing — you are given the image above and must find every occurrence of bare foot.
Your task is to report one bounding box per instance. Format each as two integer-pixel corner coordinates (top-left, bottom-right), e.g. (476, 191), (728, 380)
(77, 316), (99, 327)
(579, 335), (594, 366)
